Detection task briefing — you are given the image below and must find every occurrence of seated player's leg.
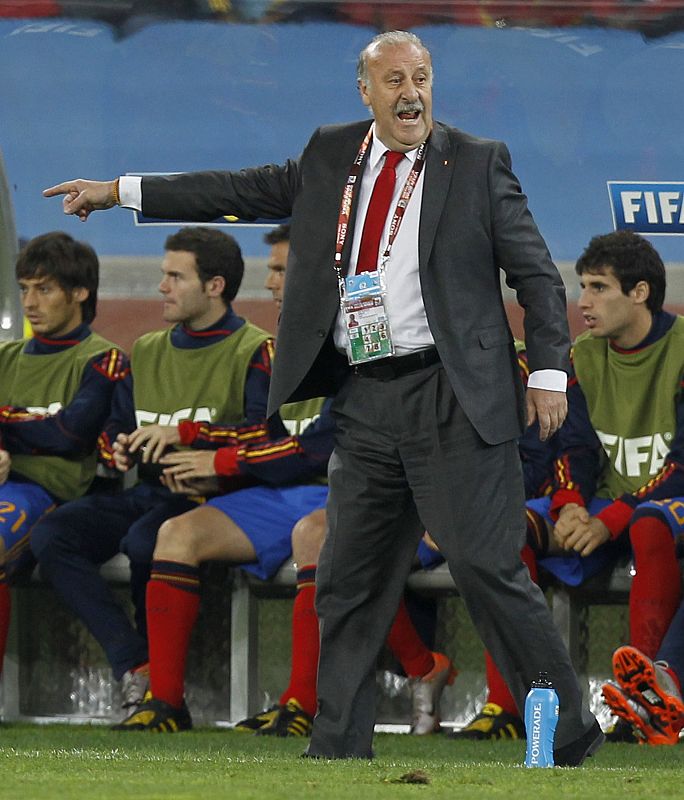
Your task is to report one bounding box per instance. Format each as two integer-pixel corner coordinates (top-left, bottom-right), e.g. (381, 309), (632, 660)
(627, 500), (683, 660)
(0, 481), (55, 672)
(31, 490), (151, 707)
(385, 537), (457, 736)
(231, 489), (327, 737)
(601, 498), (684, 744)
(386, 594), (456, 735)
(114, 502), (257, 732)
(119, 489), (199, 641)
(602, 645), (684, 745)
(119, 484), (327, 733)
(252, 507), (327, 738)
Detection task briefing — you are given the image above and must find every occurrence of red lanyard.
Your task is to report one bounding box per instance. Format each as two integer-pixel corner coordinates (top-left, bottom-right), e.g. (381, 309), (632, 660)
(334, 130), (427, 294)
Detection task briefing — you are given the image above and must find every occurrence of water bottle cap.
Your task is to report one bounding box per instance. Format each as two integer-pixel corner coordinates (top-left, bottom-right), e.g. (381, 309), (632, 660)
(531, 671), (553, 688)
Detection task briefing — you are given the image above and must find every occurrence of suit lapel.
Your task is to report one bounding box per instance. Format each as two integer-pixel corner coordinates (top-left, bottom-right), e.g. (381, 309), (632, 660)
(419, 123), (456, 270)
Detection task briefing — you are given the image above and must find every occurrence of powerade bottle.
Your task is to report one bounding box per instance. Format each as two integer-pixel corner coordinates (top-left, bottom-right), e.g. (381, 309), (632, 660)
(524, 672), (559, 768)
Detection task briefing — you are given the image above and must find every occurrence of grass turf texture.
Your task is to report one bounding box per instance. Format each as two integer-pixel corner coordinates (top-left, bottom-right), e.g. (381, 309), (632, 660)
(0, 725), (682, 800)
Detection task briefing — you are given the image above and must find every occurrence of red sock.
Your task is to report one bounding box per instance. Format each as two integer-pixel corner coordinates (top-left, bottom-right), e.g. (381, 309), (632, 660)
(386, 596), (434, 678)
(146, 561), (200, 709)
(484, 546), (538, 716)
(279, 565), (319, 716)
(0, 582), (10, 673)
(629, 515), (681, 659)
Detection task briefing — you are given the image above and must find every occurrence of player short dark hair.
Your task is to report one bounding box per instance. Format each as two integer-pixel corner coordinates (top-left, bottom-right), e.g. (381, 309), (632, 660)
(575, 230), (666, 314)
(165, 227), (244, 304)
(15, 231), (99, 324)
(263, 224), (290, 246)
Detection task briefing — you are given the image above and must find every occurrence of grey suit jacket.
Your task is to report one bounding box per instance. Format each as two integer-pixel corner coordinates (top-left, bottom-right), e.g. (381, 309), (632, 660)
(142, 119), (570, 445)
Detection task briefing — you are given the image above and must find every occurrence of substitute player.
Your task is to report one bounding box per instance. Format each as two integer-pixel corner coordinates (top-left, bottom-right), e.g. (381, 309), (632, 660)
(0, 232), (128, 673)
(457, 231), (684, 742)
(524, 231), (683, 739)
(30, 227), (275, 711)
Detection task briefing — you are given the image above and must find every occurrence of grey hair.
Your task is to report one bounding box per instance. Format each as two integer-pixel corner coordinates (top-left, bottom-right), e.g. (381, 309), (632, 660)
(357, 30), (432, 86)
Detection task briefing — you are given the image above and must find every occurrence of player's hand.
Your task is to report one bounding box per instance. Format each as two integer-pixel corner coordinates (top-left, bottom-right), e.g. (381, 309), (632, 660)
(552, 502), (588, 549)
(112, 433), (133, 473)
(127, 425), (181, 464)
(526, 388), (567, 441)
(160, 471), (221, 496)
(159, 450), (217, 481)
(43, 179), (119, 222)
(558, 516), (610, 557)
(159, 470), (196, 495)
(0, 449), (10, 485)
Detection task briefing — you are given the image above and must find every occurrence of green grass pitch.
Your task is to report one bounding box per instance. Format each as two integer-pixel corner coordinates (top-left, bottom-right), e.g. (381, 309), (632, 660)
(1, 724), (683, 800)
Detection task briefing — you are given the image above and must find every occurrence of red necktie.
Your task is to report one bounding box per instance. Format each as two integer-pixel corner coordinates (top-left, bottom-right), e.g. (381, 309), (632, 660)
(356, 150), (404, 273)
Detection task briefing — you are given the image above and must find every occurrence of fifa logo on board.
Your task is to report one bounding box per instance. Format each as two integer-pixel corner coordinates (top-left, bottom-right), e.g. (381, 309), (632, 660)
(608, 182), (684, 235)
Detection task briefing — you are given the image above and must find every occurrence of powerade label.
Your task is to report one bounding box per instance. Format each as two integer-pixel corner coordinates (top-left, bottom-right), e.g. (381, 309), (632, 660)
(529, 703), (544, 765)
(608, 182), (684, 235)
(524, 686), (558, 768)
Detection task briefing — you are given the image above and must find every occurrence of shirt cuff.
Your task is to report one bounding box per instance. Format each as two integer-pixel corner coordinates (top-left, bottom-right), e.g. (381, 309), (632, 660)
(214, 447), (240, 477)
(527, 369), (567, 392)
(549, 488), (585, 520)
(177, 421), (201, 446)
(596, 499), (634, 540)
(118, 175), (142, 210)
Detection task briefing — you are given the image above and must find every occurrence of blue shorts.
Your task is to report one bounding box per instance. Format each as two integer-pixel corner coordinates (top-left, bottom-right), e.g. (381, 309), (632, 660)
(527, 495), (629, 586)
(417, 539), (445, 569)
(0, 480), (56, 580)
(206, 484), (329, 580)
(633, 498), (684, 538)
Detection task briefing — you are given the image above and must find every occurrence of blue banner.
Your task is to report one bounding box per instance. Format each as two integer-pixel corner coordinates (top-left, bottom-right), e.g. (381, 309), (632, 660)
(608, 182), (684, 236)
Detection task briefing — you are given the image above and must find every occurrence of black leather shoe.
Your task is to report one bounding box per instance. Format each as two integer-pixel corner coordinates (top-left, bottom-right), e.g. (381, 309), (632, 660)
(553, 720), (605, 767)
(302, 747), (374, 760)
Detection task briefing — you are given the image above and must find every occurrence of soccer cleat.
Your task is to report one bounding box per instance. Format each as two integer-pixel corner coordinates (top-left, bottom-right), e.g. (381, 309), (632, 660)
(255, 698), (313, 737)
(603, 645), (684, 745)
(233, 705), (282, 733)
(112, 691), (192, 732)
(449, 702), (525, 740)
(120, 664), (149, 709)
(602, 682), (656, 743)
(409, 651), (457, 735)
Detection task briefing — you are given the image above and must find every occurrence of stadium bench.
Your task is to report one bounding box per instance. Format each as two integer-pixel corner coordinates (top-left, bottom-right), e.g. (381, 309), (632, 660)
(232, 556), (637, 723)
(0, 552), (634, 724)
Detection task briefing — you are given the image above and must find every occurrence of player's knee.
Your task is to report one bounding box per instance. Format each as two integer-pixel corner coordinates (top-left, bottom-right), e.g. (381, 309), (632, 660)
(291, 509), (326, 565)
(154, 516), (198, 562)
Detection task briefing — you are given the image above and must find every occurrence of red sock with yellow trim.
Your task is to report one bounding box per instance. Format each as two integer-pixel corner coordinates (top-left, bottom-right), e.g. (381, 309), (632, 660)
(146, 560), (200, 709)
(629, 514), (681, 659)
(279, 565), (318, 716)
(0, 581), (10, 673)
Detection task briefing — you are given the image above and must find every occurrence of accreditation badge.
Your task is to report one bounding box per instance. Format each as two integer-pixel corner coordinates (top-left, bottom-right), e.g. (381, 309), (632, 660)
(342, 271), (395, 365)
